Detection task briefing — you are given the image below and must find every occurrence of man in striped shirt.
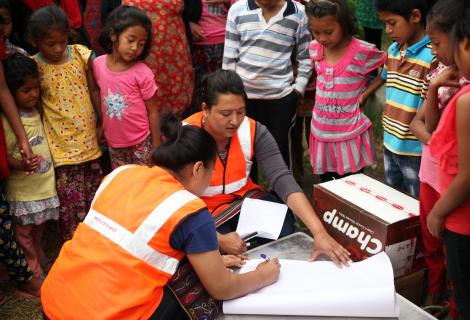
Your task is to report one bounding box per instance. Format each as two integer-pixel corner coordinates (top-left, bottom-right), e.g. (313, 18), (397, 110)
(375, 0), (436, 198)
(223, 0), (312, 168)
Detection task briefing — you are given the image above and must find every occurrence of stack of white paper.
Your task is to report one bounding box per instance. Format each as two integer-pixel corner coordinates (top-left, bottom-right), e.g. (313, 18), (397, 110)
(223, 252), (399, 318)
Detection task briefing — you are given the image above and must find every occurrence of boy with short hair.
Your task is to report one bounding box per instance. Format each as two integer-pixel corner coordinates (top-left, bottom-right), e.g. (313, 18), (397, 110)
(373, 0), (436, 198)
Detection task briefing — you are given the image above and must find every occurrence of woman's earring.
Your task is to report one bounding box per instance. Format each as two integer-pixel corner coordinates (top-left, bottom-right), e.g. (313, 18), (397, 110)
(202, 116), (206, 128)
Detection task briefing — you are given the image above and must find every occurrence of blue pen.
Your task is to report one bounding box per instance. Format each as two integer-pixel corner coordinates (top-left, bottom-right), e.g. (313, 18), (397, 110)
(260, 253), (269, 261)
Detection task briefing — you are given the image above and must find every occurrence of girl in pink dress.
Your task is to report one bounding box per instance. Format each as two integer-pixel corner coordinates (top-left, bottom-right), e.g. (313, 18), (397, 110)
(306, 0), (385, 182)
(95, 6), (160, 169)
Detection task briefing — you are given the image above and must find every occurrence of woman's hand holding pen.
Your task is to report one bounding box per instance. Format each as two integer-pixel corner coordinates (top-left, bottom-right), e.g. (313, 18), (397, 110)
(256, 256), (281, 286)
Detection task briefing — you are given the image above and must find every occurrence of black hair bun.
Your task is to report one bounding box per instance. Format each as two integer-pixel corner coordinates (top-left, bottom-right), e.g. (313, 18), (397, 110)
(160, 112), (183, 144)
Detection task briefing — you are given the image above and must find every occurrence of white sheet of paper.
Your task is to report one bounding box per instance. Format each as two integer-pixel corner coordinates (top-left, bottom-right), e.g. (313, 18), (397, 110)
(236, 198), (288, 240)
(223, 252), (399, 318)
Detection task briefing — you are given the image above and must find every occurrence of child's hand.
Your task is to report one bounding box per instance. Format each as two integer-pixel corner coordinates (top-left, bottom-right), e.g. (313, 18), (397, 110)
(149, 145), (159, 161)
(20, 150), (39, 174)
(294, 89), (303, 99)
(189, 22), (205, 42)
(427, 210), (445, 239)
(19, 140), (34, 161)
(96, 123), (104, 144)
(430, 67), (460, 90)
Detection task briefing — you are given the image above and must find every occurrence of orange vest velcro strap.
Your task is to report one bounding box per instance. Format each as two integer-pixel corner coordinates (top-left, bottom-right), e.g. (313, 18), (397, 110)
(202, 117), (253, 196)
(84, 209), (181, 275)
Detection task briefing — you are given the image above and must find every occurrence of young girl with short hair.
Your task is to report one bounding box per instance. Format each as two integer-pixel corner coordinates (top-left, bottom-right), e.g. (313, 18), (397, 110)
(95, 5), (159, 169)
(2, 53), (59, 278)
(306, 0), (386, 182)
(0, 36), (42, 303)
(428, 1), (470, 316)
(27, 5), (103, 242)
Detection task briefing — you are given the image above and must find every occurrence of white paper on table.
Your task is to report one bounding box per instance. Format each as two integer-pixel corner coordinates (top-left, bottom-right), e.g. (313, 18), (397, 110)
(223, 252), (399, 318)
(236, 198), (288, 240)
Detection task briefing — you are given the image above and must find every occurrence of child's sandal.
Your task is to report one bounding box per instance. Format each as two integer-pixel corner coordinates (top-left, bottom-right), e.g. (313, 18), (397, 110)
(0, 291), (7, 306)
(423, 303), (449, 319)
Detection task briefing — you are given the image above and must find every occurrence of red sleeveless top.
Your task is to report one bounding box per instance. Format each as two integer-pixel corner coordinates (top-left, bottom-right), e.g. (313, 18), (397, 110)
(429, 84), (470, 235)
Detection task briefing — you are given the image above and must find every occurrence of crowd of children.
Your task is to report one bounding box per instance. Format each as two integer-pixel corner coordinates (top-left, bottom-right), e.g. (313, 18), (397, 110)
(0, 0), (469, 318)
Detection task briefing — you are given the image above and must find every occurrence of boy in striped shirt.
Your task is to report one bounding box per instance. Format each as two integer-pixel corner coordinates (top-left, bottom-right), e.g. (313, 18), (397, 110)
(223, 0), (312, 168)
(373, 0), (436, 198)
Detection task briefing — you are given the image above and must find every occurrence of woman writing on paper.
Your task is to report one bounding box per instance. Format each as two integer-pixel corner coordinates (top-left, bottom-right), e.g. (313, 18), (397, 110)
(41, 114), (281, 320)
(184, 70), (351, 266)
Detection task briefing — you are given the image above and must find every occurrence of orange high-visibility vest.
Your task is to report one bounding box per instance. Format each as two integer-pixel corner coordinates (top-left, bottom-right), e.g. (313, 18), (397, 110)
(41, 165), (207, 320)
(184, 112), (259, 215)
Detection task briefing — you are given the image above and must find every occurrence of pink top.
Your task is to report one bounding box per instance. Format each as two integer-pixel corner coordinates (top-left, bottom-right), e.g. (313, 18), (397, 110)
(194, 0), (235, 45)
(93, 55), (157, 148)
(309, 38), (386, 142)
(419, 63), (469, 193)
(429, 84), (470, 235)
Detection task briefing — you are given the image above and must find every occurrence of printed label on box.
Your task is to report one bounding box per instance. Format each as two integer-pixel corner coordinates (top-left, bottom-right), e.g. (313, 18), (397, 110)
(323, 209), (383, 255)
(385, 238), (417, 277)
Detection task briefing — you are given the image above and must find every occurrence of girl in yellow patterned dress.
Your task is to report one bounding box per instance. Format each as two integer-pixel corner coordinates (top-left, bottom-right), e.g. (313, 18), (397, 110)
(27, 5), (103, 242)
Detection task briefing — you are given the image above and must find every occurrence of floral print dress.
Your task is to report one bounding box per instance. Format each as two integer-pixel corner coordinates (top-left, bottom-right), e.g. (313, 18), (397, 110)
(123, 0), (194, 115)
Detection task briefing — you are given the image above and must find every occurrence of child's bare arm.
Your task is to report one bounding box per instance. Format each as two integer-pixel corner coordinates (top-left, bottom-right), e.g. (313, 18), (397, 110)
(427, 92), (470, 238)
(0, 64), (33, 159)
(360, 75), (385, 106)
(86, 57), (103, 142)
(410, 101), (431, 144)
(425, 67), (460, 133)
(145, 94), (160, 155)
(8, 154), (38, 172)
(86, 58), (102, 123)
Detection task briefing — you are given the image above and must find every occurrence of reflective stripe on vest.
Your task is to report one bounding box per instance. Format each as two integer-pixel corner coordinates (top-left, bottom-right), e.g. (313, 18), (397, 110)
(84, 166), (198, 275)
(202, 117), (252, 196)
(134, 190), (198, 243)
(84, 209), (180, 275)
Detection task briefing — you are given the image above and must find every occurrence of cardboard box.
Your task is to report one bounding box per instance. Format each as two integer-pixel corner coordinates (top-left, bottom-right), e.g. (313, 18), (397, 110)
(313, 174), (424, 277)
(395, 269), (426, 306)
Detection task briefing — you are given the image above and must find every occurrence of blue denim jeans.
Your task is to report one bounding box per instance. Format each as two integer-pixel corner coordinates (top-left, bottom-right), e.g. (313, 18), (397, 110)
(383, 148), (421, 198)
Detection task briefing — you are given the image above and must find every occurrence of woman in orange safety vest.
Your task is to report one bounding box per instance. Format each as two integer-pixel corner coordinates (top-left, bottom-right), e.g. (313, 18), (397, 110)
(185, 70), (351, 267)
(40, 114), (281, 320)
